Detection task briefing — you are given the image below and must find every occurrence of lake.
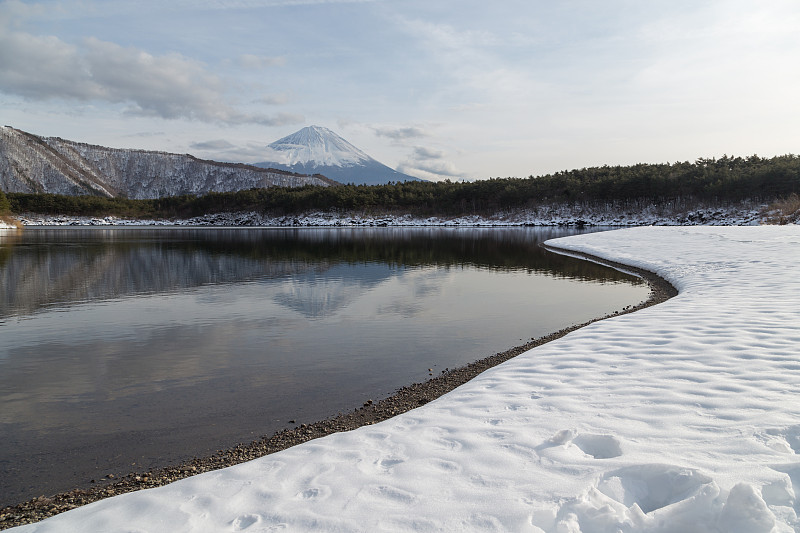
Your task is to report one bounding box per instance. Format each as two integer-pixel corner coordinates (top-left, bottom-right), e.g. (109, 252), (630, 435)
(0, 226), (648, 506)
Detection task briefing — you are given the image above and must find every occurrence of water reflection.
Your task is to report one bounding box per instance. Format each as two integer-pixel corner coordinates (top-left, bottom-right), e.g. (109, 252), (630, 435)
(0, 227), (636, 319)
(0, 227), (647, 506)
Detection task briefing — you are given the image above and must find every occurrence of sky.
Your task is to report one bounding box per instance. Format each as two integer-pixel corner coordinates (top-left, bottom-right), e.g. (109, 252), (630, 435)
(2, 0), (800, 182)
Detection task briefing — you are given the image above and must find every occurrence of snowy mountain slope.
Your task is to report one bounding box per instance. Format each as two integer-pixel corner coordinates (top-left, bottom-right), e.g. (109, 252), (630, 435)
(268, 125), (371, 167)
(256, 125), (421, 186)
(0, 127), (334, 199)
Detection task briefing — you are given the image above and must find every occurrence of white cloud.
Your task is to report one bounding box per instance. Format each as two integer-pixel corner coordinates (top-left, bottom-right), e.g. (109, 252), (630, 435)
(403, 18), (497, 51)
(189, 139), (237, 150)
(0, 31), (93, 100)
(0, 0), (48, 24)
(373, 126), (427, 140)
(632, 2), (800, 103)
(406, 159), (461, 177)
(187, 138), (278, 163)
(255, 93), (290, 105)
(394, 15), (547, 112)
(397, 145), (463, 181)
(396, 163), (461, 182)
(0, 24), (302, 126)
(237, 53), (286, 69)
(412, 146), (443, 159)
(123, 131), (167, 139)
(177, 0), (377, 8)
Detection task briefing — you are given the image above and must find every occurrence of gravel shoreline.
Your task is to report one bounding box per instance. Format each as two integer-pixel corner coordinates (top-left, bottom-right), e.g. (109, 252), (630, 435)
(0, 246), (677, 530)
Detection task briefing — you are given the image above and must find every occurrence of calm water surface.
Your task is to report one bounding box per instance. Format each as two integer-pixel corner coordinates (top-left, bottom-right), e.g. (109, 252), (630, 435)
(0, 227), (648, 505)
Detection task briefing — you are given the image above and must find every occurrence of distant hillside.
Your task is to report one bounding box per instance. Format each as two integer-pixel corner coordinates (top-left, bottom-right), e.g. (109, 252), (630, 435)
(0, 126), (335, 199)
(255, 126), (421, 185)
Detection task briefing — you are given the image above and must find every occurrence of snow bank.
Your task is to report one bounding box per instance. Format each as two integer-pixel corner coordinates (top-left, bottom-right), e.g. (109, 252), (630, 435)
(12, 226), (800, 532)
(17, 202), (766, 228)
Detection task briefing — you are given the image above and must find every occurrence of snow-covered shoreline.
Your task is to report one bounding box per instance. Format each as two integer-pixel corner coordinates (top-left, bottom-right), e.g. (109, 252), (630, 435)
(10, 226), (800, 532)
(14, 202), (766, 228)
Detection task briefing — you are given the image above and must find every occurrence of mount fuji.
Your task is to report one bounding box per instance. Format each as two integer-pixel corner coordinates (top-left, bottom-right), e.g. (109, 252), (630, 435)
(255, 126), (422, 186)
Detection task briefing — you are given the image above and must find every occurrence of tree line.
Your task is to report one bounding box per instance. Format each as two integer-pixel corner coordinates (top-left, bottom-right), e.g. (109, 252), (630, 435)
(6, 154), (800, 218)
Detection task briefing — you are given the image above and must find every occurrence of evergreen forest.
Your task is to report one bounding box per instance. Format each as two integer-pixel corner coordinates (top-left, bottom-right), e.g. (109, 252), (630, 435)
(6, 154), (800, 219)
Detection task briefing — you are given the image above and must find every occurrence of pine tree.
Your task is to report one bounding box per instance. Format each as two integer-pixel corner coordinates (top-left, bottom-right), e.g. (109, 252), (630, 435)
(0, 189), (10, 215)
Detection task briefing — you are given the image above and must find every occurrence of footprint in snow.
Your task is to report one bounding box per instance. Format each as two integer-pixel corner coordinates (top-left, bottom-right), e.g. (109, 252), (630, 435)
(554, 465), (774, 532)
(295, 485), (331, 500)
(573, 434), (623, 459)
(232, 514), (261, 530)
(535, 429), (622, 459)
(536, 428), (577, 451)
(757, 425), (800, 454)
(377, 457), (404, 472)
(597, 464), (714, 514)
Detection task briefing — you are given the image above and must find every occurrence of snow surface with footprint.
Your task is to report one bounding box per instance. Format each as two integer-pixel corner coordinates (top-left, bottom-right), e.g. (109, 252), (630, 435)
(11, 226), (800, 532)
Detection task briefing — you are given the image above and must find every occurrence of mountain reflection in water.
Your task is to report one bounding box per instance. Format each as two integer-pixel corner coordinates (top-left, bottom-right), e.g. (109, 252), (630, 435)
(1, 227), (637, 318)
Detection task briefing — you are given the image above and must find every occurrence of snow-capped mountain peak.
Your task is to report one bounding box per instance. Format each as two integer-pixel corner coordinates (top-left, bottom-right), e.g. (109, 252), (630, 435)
(257, 126), (422, 185)
(268, 126), (371, 168)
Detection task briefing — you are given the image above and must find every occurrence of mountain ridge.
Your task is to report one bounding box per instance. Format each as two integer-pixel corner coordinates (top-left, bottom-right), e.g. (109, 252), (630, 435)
(0, 126), (335, 199)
